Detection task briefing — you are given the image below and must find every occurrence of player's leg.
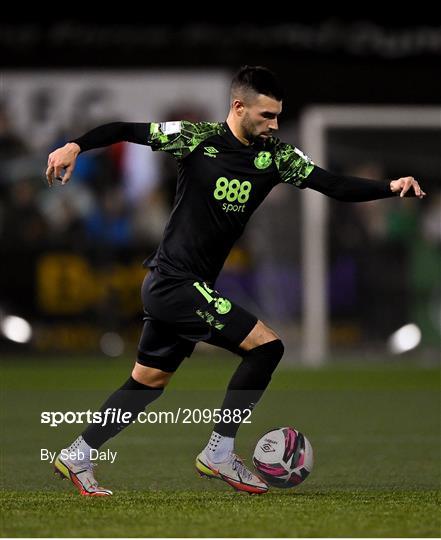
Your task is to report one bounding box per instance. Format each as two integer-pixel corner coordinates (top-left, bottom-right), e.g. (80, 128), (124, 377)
(196, 319), (283, 494)
(180, 280), (283, 492)
(54, 365), (169, 497)
(239, 319), (281, 351)
(133, 272), (279, 493)
(217, 318), (284, 438)
(202, 319), (283, 463)
(78, 365), (169, 452)
(55, 312), (195, 496)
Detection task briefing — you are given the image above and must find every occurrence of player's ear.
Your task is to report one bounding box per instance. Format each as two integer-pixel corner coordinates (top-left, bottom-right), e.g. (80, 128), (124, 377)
(232, 99), (245, 116)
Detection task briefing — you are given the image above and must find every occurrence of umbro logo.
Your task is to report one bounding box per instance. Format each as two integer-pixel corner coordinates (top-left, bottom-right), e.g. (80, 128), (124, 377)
(261, 443), (275, 453)
(204, 146), (219, 158)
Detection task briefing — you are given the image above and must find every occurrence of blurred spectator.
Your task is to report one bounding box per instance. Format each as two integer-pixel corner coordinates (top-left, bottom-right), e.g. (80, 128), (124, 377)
(1, 177), (48, 247)
(409, 193), (441, 350)
(421, 193), (441, 246)
(84, 186), (131, 247)
(0, 104), (28, 160)
(329, 162), (410, 340)
(37, 182), (94, 249)
(132, 189), (169, 247)
(121, 141), (161, 204)
(245, 184), (302, 323)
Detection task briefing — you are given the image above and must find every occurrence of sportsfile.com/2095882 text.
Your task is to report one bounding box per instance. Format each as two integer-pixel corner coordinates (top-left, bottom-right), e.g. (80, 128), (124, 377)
(40, 408), (252, 427)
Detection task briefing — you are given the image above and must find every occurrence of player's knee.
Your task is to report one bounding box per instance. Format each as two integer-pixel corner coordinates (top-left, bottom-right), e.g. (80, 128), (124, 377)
(246, 338), (284, 374)
(240, 320), (280, 351)
(267, 338), (285, 360)
(132, 363), (173, 388)
(262, 338), (284, 371)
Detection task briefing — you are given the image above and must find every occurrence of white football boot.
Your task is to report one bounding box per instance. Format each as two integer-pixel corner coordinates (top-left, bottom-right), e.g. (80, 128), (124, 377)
(54, 453), (112, 496)
(196, 451), (268, 494)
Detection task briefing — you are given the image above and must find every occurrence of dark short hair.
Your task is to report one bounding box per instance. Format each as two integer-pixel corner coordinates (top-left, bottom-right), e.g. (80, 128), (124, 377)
(231, 65), (284, 102)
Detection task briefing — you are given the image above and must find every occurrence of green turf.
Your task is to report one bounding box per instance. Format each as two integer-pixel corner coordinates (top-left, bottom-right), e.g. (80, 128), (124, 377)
(1, 354), (440, 537)
(1, 490), (438, 537)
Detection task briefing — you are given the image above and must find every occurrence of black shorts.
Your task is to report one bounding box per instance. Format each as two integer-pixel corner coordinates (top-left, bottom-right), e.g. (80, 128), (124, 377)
(137, 268), (258, 372)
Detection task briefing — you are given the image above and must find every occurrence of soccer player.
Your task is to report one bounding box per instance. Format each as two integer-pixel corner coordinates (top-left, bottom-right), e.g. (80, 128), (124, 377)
(46, 66), (425, 496)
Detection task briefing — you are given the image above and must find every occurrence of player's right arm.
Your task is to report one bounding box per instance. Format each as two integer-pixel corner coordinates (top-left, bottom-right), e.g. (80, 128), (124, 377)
(45, 120), (219, 187)
(46, 142), (80, 187)
(46, 122), (150, 186)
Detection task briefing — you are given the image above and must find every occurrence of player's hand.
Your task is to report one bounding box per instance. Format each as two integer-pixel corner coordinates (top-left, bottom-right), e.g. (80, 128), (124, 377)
(390, 177), (426, 199)
(46, 142), (81, 187)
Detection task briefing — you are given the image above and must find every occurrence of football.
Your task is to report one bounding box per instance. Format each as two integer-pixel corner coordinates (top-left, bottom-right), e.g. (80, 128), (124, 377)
(252, 427), (314, 488)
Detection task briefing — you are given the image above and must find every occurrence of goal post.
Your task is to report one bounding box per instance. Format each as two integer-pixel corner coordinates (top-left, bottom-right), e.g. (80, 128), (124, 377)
(299, 105), (441, 366)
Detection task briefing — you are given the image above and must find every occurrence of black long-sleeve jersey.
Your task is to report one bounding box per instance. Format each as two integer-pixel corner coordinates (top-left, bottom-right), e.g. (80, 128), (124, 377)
(73, 120), (395, 283)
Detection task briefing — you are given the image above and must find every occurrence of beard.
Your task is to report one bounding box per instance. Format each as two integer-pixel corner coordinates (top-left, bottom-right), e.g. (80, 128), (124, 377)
(241, 115), (262, 143)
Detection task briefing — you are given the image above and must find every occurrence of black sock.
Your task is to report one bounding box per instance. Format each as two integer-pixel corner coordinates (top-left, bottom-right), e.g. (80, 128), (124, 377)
(214, 339), (284, 438)
(82, 376), (163, 449)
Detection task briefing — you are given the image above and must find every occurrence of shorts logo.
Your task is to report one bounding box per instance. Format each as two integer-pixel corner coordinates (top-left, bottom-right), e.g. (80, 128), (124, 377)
(254, 151), (272, 170)
(214, 297), (231, 315)
(193, 282), (232, 315)
(196, 309), (225, 330)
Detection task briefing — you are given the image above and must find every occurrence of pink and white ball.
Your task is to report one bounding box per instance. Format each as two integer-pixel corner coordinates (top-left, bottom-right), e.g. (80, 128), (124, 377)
(252, 427), (314, 488)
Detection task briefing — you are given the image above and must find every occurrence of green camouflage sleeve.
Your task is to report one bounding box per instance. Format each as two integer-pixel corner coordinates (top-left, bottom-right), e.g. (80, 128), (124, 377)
(147, 121), (224, 159)
(274, 140), (315, 187)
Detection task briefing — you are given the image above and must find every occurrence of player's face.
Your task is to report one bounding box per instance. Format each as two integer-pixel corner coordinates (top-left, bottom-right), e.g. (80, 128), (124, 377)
(240, 94), (282, 142)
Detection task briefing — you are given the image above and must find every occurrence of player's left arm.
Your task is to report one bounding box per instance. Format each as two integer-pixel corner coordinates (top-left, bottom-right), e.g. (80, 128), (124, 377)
(389, 176), (426, 199)
(305, 166), (427, 201)
(275, 141), (426, 202)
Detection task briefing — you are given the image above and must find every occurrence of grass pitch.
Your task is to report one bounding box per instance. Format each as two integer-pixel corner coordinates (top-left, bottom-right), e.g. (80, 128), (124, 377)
(1, 353), (439, 537)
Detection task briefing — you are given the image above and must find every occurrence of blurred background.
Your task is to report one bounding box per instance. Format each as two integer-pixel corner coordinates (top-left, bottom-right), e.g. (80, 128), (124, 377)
(0, 16), (440, 364)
